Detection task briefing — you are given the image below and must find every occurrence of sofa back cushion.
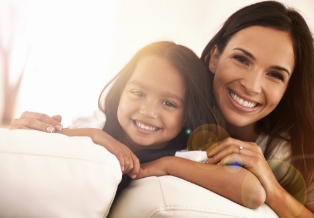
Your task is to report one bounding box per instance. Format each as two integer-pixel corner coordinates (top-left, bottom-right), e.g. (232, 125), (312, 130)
(0, 129), (121, 218)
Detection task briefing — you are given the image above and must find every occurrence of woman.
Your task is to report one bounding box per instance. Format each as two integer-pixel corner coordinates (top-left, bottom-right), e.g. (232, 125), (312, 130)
(10, 1), (314, 216)
(135, 1), (314, 217)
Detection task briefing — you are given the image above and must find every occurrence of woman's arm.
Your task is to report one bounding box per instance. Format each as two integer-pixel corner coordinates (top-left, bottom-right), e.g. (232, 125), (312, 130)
(9, 111), (63, 132)
(58, 128), (140, 177)
(206, 137), (314, 217)
(136, 156), (266, 209)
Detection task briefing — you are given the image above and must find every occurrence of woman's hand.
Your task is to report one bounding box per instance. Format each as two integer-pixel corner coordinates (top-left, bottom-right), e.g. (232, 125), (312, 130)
(9, 111), (63, 133)
(206, 137), (278, 196)
(206, 137), (314, 216)
(135, 157), (170, 179)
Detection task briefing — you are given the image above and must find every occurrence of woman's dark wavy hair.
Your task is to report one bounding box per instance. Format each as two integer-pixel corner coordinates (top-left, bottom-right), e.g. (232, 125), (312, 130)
(201, 1), (314, 187)
(99, 41), (216, 143)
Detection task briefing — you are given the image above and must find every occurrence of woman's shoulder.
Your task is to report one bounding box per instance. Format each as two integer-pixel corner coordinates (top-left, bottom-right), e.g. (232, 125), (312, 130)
(256, 132), (291, 161)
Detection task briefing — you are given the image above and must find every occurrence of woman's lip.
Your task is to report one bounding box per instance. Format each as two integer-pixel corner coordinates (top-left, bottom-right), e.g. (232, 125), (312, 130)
(227, 89), (260, 112)
(228, 89), (259, 104)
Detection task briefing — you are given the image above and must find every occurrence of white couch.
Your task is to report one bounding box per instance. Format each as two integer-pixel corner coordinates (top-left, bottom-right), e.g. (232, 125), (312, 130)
(0, 128), (278, 218)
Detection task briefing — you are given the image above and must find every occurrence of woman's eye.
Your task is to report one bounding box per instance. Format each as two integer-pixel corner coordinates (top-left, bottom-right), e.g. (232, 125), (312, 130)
(234, 55), (249, 65)
(162, 101), (176, 108)
(132, 91), (144, 97)
(268, 72), (284, 81)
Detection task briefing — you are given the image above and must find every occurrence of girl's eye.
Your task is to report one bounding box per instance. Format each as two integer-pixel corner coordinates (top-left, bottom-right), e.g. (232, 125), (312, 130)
(132, 90), (144, 97)
(162, 101), (176, 108)
(234, 55), (249, 65)
(268, 72), (284, 81)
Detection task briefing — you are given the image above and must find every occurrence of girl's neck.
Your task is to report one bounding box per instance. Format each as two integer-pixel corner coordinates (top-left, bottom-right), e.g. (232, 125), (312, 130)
(119, 132), (169, 153)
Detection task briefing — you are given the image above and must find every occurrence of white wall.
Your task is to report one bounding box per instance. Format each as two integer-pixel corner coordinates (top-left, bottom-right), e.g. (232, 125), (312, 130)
(1, 0), (314, 125)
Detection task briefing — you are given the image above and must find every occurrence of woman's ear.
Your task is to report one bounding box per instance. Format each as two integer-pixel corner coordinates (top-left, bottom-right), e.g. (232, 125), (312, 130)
(209, 45), (220, 74)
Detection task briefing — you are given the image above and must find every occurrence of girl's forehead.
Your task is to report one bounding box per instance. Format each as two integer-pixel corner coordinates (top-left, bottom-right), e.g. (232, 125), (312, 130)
(128, 56), (185, 93)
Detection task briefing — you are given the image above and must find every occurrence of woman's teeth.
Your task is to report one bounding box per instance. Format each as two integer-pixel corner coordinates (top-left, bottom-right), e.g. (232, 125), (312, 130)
(230, 92), (257, 108)
(135, 121), (158, 131)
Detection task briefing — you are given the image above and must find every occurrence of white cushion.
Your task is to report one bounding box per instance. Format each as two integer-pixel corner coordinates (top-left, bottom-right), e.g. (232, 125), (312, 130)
(109, 176), (278, 218)
(0, 128), (122, 218)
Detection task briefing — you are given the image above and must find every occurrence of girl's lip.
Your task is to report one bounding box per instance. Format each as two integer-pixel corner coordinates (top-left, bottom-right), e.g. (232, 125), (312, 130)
(131, 119), (161, 133)
(227, 89), (261, 112)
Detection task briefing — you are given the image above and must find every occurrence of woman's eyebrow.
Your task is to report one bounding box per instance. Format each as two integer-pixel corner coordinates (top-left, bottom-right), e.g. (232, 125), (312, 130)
(233, 48), (291, 76)
(233, 48), (255, 60)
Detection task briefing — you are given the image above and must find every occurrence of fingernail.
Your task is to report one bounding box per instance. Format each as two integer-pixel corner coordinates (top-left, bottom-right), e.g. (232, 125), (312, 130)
(217, 162), (220, 165)
(131, 174), (136, 179)
(121, 166), (124, 172)
(55, 125), (63, 131)
(47, 126), (55, 133)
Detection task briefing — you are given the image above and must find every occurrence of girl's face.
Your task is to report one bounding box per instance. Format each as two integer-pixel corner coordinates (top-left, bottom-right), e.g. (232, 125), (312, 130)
(209, 26), (295, 129)
(117, 56), (186, 152)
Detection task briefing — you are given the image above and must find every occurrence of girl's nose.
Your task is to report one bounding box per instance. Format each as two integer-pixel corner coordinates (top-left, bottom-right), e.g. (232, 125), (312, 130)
(139, 103), (158, 119)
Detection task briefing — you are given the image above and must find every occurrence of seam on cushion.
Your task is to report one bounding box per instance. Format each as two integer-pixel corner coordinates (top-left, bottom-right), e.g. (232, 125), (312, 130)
(103, 186), (118, 218)
(0, 151), (116, 164)
(146, 177), (167, 218)
(149, 206), (268, 218)
(149, 205), (265, 218)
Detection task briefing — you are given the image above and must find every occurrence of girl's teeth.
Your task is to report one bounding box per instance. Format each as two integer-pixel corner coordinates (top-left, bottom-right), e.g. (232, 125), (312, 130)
(135, 121), (158, 131)
(230, 92), (257, 108)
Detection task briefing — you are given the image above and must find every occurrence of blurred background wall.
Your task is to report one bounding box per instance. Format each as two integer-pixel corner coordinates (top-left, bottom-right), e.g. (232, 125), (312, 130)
(1, 0), (314, 126)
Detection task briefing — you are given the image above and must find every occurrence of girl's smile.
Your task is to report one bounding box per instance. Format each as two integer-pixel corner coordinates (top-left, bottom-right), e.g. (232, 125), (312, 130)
(132, 119), (161, 132)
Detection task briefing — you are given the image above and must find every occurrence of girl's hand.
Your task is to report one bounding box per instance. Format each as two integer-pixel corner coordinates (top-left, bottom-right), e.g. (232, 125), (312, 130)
(9, 111), (63, 133)
(206, 137), (277, 193)
(135, 157), (170, 179)
(63, 128), (140, 177)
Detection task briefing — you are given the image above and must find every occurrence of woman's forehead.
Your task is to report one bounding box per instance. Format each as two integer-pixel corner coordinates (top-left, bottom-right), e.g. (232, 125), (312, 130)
(223, 26), (295, 72)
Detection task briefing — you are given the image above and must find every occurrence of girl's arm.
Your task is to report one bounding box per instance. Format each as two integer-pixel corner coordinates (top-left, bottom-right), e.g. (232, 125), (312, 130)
(136, 156), (266, 209)
(59, 128), (140, 177)
(206, 137), (313, 217)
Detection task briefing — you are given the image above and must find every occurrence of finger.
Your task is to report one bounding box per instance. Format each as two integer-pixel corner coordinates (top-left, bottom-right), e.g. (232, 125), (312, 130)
(122, 151), (134, 174)
(133, 167), (145, 179)
(207, 144), (242, 164)
(21, 111), (62, 127)
(129, 154), (140, 179)
(52, 115), (62, 123)
(10, 118), (56, 133)
(111, 148), (126, 173)
(220, 153), (244, 167)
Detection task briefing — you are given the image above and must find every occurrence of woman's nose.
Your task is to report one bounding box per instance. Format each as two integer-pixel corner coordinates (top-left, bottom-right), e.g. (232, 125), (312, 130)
(240, 71), (262, 94)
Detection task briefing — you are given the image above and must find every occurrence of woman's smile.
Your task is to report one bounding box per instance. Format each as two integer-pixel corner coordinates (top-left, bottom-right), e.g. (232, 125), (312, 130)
(228, 89), (260, 111)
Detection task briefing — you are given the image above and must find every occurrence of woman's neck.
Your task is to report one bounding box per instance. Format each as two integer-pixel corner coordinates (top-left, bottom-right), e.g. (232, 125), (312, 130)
(226, 122), (260, 142)
(213, 104), (260, 142)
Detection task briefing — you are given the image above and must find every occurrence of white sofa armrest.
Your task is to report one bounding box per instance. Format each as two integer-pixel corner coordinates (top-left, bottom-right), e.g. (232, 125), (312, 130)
(109, 176), (278, 218)
(0, 128), (122, 218)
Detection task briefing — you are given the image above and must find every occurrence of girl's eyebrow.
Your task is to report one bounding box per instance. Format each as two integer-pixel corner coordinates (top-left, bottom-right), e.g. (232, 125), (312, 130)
(233, 48), (291, 76)
(127, 80), (185, 103)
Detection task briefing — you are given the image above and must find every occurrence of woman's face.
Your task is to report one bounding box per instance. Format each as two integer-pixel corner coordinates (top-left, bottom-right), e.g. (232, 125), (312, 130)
(209, 26), (295, 128)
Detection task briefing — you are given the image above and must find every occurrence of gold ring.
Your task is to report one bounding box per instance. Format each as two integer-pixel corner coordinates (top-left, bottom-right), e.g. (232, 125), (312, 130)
(239, 146), (243, 151)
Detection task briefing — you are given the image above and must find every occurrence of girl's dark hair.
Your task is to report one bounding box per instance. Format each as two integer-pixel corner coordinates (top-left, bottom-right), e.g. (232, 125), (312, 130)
(99, 41), (216, 143)
(201, 1), (314, 189)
